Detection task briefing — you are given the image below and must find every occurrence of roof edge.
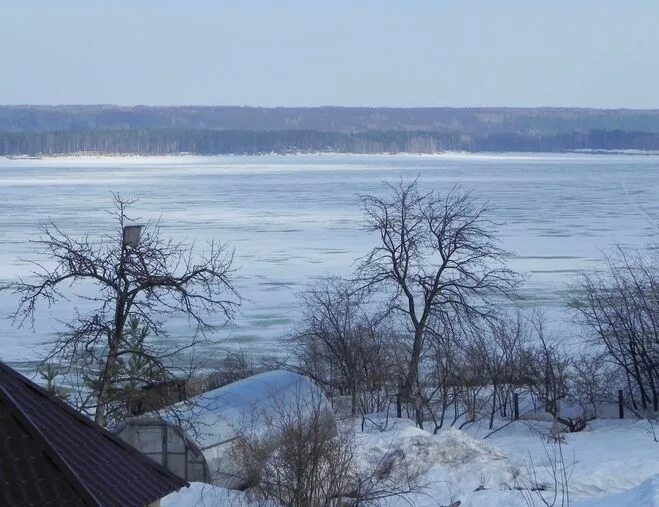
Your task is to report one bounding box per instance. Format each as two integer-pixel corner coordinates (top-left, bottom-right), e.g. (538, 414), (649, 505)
(0, 379), (102, 506)
(0, 361), (189, 501)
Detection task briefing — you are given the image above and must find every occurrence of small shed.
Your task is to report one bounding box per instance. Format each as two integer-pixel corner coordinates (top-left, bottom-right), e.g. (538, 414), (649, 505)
(114, 370), (334, 489)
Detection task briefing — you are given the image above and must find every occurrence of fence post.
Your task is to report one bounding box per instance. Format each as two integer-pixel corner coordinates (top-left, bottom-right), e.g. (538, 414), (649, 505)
(618, 389), (624, 419)
(513, 393), (519, 421)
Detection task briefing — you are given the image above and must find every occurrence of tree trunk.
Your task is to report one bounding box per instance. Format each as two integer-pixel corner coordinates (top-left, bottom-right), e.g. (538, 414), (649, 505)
(402, 327), (424, 403)
(630, 342), (649, 410)
(95, 279), (128, 426)
(94, 337), (121, 425)
(489, 384), (498, 430)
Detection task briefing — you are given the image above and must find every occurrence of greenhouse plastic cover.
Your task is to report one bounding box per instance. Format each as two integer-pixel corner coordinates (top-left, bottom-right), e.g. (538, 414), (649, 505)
(160, 370), (330, 450)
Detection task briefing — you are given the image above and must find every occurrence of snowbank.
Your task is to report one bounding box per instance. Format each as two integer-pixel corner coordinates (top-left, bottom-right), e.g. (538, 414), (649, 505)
(576, 474), (659, 507)
(162, 482), (252, 507)
(162, 417), (659, 507)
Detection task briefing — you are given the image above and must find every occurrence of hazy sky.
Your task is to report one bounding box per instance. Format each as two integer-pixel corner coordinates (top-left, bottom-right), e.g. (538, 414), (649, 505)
(2, 0), (658, 108)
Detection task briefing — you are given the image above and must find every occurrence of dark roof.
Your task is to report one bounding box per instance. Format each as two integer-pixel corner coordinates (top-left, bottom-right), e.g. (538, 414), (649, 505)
(0, 361), (188, 506)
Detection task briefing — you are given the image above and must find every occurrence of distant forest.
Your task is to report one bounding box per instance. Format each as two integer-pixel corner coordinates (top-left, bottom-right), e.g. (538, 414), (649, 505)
(2, 106), (659, 155)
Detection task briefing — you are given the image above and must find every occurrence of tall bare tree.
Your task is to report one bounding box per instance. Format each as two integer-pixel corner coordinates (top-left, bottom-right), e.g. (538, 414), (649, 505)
(357, 180), (517, 410)
(2, 195), (240, 425)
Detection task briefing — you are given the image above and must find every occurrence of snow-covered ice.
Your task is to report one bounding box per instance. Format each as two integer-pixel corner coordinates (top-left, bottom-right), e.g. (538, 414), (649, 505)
(2, 153), (659, 369)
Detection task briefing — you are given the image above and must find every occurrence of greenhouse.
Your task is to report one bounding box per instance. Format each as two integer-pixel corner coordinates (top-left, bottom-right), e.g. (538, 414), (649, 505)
(113, 416), (210, 483)
(114, 370), (334, 488)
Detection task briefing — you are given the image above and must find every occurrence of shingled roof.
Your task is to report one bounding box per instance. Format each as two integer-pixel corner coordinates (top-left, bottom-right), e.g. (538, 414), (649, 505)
(0, 361), (188, 506)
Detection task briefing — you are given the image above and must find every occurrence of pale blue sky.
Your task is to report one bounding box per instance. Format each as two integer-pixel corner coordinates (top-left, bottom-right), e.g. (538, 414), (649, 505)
(1, 0), (658, 107)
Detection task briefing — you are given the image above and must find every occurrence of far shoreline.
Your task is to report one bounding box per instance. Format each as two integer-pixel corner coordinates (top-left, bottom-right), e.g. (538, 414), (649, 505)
(4, 149), (659, 162)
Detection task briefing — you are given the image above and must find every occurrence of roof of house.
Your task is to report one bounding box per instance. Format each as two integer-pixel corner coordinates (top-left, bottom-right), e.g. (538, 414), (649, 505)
(0, 360), (189, 507)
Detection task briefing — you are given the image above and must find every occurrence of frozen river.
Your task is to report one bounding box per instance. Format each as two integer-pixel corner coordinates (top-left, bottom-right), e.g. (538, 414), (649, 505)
(1, 153), (658, 368)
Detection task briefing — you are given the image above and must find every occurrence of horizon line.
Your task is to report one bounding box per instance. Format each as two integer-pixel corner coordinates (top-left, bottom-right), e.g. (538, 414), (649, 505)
(3, 104), (659, 112)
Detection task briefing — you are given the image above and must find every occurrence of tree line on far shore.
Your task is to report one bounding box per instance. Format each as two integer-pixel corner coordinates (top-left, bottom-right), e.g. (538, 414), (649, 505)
(3, 128), (659, 156)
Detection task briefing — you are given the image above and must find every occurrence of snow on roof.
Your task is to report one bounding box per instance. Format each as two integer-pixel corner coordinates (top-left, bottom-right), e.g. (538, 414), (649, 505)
(162, 370), (331, 450)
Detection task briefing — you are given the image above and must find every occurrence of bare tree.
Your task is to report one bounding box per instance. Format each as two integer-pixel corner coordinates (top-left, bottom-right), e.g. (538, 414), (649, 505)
(290, 277), (398, 419)
(357, 180), (518, 415)
(230, 394), (351, 506)
(290, 278), (367, 410)
(2, 195), (240, 425)
(571, 247), (659, 413)
(522, 312), (597, 433)
(569, 352), (617, 419)
(418, 309), (471, 433)
(475, 314), (526, 430)
(230, 391), (424, 506)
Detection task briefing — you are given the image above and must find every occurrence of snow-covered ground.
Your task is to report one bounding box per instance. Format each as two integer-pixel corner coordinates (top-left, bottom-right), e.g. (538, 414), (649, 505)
(162, 417), (659, 507)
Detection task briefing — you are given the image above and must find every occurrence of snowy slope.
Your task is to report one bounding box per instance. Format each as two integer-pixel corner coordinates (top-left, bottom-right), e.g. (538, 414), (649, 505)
(163, 418), (659, 507)
(576, 475), (659, 507)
